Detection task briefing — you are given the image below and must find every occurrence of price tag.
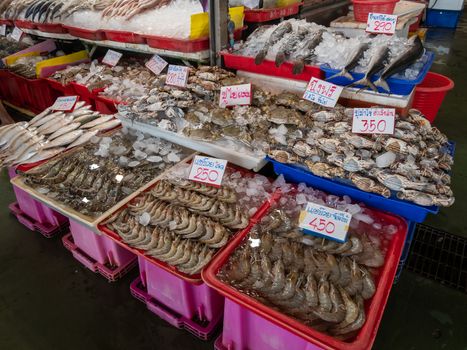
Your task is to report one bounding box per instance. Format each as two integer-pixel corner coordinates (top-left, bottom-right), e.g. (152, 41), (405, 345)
(165, 65), (189, 88)
(102, 49), (122, 67)
(303, 77), (343, 108)
(352, 108), (395, 135)
(0, 25), (6, 36)
(188, 155), (228, 188)
(11, 27), (23, 42)
(219, 83), (252, 108)
(145, 54), (168, 75)
(51, 95), (79, 111)
(366, 13), (398, 35)
(299, 202), (352, 243)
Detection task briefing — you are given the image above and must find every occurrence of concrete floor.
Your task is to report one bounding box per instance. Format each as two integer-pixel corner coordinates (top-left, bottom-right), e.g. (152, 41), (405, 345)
(1, 12), (467, 350)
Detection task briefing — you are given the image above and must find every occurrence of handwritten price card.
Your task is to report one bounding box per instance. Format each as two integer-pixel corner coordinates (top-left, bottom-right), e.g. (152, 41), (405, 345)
(165, 65), (189, 88)
(0, 25), (6, 36)
(146, 54), (168, 75)
(11, 27), (23, 41)
(102, 49), (122, 67)
(51, 96), (79, 111)
(303, 77), (343, 108)
(352, 108), (395, 135)
(219, 83), (252, 108)
(366, 13), (398, 35)
(299, 202), (352, 243)
(188, 155), (228, 188)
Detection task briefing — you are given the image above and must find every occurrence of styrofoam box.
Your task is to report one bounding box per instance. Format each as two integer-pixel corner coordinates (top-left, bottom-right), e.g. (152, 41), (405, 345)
(429, 0), (464, 11)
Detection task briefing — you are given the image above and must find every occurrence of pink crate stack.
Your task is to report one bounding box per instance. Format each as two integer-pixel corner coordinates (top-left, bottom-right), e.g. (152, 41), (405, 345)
(130, 256), (224, 340)
(8, 168), (68, 238)
(63, 219), (137, 282)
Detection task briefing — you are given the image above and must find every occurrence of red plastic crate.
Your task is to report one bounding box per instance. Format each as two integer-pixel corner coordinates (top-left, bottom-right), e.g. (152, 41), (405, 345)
(45, 78), (76, 96)
(203, 192), (408, 350)
(244, 2), (302, 22)
(94, 95), (122, 114)
(5, 71), (31, 109)
(143, 27), (244, 53)
(27, 78), (59, 112)
(104, 30), (145, 44)
(221, 51), (323, 82)
(36, 23), (67, 34)
(352, 0), (399, 22)
(63, 25), (106, 40)
(0, 19), (13, 26)
(14, 20), (37, 29)
(70, 81), (97, 108)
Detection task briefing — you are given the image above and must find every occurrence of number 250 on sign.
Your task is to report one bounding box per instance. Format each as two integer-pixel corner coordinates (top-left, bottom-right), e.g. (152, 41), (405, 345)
(188, 156), (228, 187)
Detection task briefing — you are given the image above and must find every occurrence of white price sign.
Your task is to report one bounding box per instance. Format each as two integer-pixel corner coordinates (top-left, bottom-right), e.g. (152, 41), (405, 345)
(366, 13), (398, 35)
(0, 25), (6, 36)
(11, 27), (23, 41)
(145, 54), (168, 75)
(51, 95), (79, 111)
(352, 108), (395, 135)
(102, 49), (122, 67)
(303, 77), (343, 108)
(219, 83), (252, 108)
(188, 155), (228, 188)
(299, 202), (352, 243)
(165, 65), (189, 88)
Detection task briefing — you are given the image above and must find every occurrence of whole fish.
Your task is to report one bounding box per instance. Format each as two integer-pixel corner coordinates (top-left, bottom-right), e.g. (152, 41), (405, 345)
(255, 21), (293, 65)
(292, 29), (325, 75)
(326, 42), (369, 81)
(347, 44), (390, 92)
(43, 130), (84, 150)
(374, 36), (424, 92)
(48, 122), (81, 141)
(20, 147), (65, 165)
(28, 107), (52, 125)
(274, 28), (307, 68)
(66, 130), (99, 149)
(37, 115), (74, 135)
(30, 111), (65, 128)
(74, 112), (100, 124)
(81, 115), (114, 129)
(89, 119), (121, 132)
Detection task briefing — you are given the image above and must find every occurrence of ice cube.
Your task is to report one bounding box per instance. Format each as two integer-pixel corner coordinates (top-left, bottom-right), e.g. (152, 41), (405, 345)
(353, 213), (374, 224)
(134, 149), (148, 160)
(139, 212), (151, 226)
(119, 156), (129, 166)
(167, 152), (180, 162)
(169, 220), (177, 230)
(128, 161), (141, 167)
(296, 193), (307, 205)
(376, 151), (396, 168)
(147, 155), (163, 163)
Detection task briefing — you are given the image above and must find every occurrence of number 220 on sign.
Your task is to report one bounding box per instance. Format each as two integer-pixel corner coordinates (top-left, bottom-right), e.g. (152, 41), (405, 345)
(299, 202), (352, 242)
(188, 156), (228, 187)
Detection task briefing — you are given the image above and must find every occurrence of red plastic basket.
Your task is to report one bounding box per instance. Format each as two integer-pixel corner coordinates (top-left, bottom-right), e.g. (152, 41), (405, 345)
(412, 72), (454, 123)
(36, 23), (67, 33)
(221, 51), (323, 82)
(63, 25), (106, 40)
(0, 19), (13, 26)
(352, 0), (399, 22)
(203, 191), (408, 350)
(244, 2), (302, 22)
(104, 30), (146, 44)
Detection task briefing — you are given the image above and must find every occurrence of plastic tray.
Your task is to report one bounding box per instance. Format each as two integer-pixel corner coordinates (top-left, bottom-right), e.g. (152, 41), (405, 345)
(268, 157), (438, 223)
(103, 30), (146, 44)
(221, 51), (324, 82)
(119, 118), (267, 171)
(63, 25), (106, 40)
(36, 23), (67, 34)
(97, 165), (276, 284)
(62, 233), (137, 282)
(244, 2), (301, 22)
(203, 196), (408, 350)
(320, 51), (435, 95)
(426, 9), (462, 29)
(14, 20), (37, 29)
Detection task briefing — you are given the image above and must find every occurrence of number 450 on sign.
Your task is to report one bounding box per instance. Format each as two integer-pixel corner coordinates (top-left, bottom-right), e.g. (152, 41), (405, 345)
(299, 202), (352, 242)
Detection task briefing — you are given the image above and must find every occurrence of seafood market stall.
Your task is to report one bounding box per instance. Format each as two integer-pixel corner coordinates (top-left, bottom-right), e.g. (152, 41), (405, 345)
(0, 4), (460, 350)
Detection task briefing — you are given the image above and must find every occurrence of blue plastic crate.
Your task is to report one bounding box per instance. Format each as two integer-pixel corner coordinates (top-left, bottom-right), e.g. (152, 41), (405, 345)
(426, 9), (462, 29)
(320, 51), (435, 95)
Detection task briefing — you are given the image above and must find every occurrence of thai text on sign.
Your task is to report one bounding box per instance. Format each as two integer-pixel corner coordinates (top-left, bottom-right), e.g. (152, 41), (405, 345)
(188, 155), (228, 188)
(219, 83), (252, 107)
(165, 65), (189, 88)
(303, 77), (343, 108)
(366, 13), (398, 35)
(352, 108), (396, 135)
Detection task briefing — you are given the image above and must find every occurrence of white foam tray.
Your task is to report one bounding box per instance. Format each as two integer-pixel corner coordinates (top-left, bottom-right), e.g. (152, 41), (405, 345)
(119, 118), (267, 171)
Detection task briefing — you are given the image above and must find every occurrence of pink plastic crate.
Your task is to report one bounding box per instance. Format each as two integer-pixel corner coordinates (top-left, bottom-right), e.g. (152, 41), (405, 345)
(131, 256), (224, 340)
(215, 299), (322, 350)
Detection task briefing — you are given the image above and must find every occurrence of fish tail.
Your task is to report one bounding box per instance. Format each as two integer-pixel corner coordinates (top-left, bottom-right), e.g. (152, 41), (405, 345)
(347, 77), (379, 93)
(292, 59), (305, 75)
(373, 77), (390, 93)
(275, 52), (286, 67)
(326, 69), (353, 81)
(255, 48), (268, 65)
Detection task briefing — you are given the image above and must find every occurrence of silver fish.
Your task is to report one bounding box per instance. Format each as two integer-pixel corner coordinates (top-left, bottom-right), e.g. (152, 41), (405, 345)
(80, 115), (114, 129)
(48, 122), (81, 141)
(327, 42), (369, 81)
(66, 130), (99, 149)
(89, 119), (121, 132)
(29, 111), (65, 128)
(42, 130), (84, 149)
(20, 147), (65, 164)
